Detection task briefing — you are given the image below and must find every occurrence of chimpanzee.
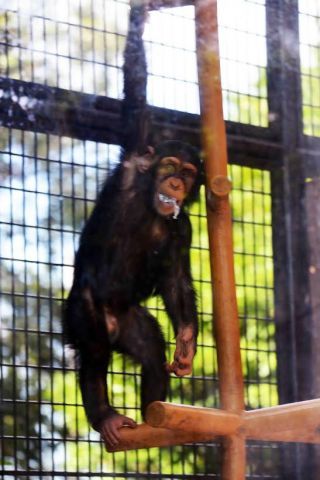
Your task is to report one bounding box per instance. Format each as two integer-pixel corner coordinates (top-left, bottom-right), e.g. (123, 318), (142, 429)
(63, 3), (201, 449)
(64, 141), (201, 447)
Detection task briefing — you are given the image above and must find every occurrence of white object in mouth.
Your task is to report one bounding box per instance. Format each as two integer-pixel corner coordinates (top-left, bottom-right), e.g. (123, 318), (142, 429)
(159, 193), (180, 219)
(173, 203), (180, 220)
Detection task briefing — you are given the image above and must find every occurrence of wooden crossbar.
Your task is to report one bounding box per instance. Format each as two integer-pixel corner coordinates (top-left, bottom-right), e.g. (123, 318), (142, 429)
(106, 399), (320, 452)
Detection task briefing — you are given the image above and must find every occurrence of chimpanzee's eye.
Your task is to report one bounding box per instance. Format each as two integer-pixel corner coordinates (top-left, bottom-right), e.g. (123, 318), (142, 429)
(164, 164), (176, 175)
(159, 158), (179, 176)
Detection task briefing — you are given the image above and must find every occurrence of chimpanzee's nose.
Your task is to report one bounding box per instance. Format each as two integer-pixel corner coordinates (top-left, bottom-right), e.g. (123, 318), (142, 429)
(169, 178), (182, 190)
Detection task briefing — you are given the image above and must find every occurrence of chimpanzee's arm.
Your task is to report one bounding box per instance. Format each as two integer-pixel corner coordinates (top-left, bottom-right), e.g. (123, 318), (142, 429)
(159, 217), (198, 376)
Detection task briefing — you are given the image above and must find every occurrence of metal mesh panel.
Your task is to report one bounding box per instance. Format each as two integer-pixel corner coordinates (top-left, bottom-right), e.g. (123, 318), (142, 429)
(0, 0), (128, 97)
(231, 164), (281, 480)
(145, 0), (268, 126)
(0, 0), (303, 478)
(145, 7), (199, 114)
(231, 165), (275, 409)
(219, 0), (268, 126)
(0, 130), (116, 476)
(299, 0), (320, 137)
(0, 129), (278, 478)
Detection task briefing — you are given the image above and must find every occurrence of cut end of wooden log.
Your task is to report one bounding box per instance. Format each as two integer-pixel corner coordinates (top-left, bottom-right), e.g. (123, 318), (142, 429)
(146, 401), (166, 427)
(210, 175), (232, 197)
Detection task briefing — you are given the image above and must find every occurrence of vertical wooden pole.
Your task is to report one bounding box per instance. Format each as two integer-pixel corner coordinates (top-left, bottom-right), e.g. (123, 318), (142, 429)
(194, 1), (246, 478)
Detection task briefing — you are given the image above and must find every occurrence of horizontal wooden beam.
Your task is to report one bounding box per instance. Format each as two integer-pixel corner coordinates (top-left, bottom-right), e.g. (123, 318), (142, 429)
(105, 422), (215, 452)
(243, 398), (320, 443)
(105, 399), (320, 451)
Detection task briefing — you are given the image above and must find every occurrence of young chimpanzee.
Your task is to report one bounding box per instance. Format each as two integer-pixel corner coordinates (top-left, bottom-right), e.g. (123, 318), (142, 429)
(63, 3), (201, 449)
(64, 140), (201, 447)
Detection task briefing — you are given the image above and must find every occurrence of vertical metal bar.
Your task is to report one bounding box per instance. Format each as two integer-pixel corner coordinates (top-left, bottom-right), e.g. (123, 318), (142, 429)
(266, 0), (300, 407)
(194, 1), (245, 478)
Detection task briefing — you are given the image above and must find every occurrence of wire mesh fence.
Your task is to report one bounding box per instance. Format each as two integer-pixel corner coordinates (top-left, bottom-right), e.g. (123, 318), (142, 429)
(0, 132), (279, 478)
(299, 0), (320, 137)
(1, 0), (320, 478)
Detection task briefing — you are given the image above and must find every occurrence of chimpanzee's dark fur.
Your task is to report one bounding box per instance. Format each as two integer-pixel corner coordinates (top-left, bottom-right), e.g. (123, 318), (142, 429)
(63, 139), (200, 427)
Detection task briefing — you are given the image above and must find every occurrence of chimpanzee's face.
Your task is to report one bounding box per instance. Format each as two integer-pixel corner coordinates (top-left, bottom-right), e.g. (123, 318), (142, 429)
(153, 156), (198, 219)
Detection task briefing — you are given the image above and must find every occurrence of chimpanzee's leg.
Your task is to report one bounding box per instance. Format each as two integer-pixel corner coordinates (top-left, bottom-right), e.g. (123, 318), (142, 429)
(78, 341), (111, 431)
(114, 305), (169, 418)
(64, 288), (137, 447)
(64, 286), (113, 429)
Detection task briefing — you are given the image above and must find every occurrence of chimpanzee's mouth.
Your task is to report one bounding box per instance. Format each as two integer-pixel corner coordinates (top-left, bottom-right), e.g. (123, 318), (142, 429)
(158, 194), (180, 219)
(159, 193), (177, 206)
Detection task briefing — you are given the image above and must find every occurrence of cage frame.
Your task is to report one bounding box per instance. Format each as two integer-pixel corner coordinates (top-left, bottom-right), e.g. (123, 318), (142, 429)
(1, 0), (320, 477)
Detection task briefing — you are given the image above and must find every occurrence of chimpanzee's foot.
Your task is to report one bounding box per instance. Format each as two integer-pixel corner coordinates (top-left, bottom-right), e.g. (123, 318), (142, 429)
(99, 412), (137, 448)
